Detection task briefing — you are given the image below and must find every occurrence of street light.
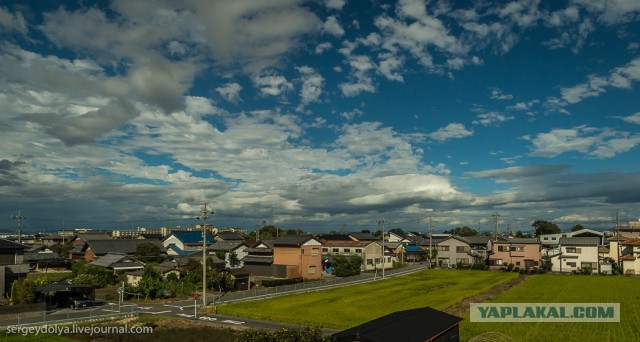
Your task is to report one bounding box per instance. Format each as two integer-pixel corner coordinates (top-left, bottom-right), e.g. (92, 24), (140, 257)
(197, 203), (214, 308)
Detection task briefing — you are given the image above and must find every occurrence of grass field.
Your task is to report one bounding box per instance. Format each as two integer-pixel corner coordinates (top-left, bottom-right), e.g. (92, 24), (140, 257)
(460, 274), (640, 341)
(216, 269), (519, 330)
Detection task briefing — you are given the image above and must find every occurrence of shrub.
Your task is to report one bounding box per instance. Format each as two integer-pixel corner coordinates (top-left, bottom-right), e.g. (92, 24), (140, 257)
(506, 263), (514, 272)
(239, 327), (331, 342)
(513, 266), (520, 273)
(470, 262), (487, 270)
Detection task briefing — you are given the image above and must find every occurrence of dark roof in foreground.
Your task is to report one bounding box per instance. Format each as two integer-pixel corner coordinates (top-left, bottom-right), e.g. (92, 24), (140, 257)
(0, 238), (29, 251)
(332, 307), (462, 342)
(84, 240), (166, 255)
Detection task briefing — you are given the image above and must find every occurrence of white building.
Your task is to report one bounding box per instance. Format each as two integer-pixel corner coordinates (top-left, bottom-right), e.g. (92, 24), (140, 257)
(550, 237), (600, 273)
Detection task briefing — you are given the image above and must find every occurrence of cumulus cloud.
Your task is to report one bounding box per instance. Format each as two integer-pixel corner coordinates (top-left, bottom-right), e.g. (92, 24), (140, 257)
(525, 126), (640, 158)
(429, 123), (473, 141)
(296, 66), (325, 110)
(472, 112), (514, 126)
(253, 72), (294, 97)
(620, 112), (640, 124)
(323, 16), (345, 36)
(490, 87), (513, 100)
(0, 7), (27, 34)
(325, 0), (346, 11)
(216, 83), (243, 103)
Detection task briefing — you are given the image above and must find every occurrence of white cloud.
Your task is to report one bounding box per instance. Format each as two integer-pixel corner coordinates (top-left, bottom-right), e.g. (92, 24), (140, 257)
(429, 123), (473, 141)
(323, 16), (345, 36)
(314, 42), (332, 54)
(253, 72), (294, 97)
(325, 0), (346, 11)
(0, 7), (27, 33)
(338, 54), (376, 97)
(340, 108), (364, 121)
(490, 88), (513, 100)
(215, 82), (243, 103)
(526, 126), (640, 158)
(473, 112), (515, 126)
(574, 0), (640, 24)
(621, 112), (640, 124)
(296, 66), (325, 110)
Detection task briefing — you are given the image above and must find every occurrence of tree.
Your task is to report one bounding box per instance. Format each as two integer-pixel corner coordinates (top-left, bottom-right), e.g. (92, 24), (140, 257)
(10, 280), (19, 304)
(135, 242), (164, 264)
(571, 224), (585, 232)
(444, 226), (479, 236)
(228, 251), (241, 268)
(514, 231), (531, 238)
(137, 267), (167, 299)
(333, 255), (362, 277)
(532, 220), (560, 236)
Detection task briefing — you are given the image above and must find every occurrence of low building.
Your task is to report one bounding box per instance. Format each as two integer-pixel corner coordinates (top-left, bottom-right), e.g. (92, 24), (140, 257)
(82, 240), (166, 262)
(0, 238), (30, 298)
(321, 240), (388, 272)
(208, 240), (248, 269)
(436, 236), (475, 267)
(273, 235), (322, 279)
(619, 238), (640, 275)
(550, 237), (600, 273)
(489, 238), (541, 270)
(163, 231), (214, 255)
(540, 228), (604, 247)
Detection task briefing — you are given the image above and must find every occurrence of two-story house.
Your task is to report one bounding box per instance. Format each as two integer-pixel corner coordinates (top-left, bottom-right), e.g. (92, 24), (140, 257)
(273, 235), (322, 279)
(163, 231), (214, 255)
(436, 236), (474, 267)
(489, 238), (541, 270)
(321, 240), (389, 272)
(550, 237), (600, 273)
(0, 238), (30, 298)
(619, 238), (640, 275)
(208, 240), (248, 269)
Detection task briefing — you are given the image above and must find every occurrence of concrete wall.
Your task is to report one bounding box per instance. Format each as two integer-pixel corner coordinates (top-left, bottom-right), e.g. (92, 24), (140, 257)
(273, 241), (322, 279)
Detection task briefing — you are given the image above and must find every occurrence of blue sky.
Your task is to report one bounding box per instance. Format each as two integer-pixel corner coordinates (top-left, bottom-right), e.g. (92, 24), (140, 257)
(1, 0), (640, 234)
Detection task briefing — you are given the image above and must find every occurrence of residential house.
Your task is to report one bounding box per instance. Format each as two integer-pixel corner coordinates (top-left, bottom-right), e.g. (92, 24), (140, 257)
(436, 236), (475, 267)
(321, 240), (390, 272)
(489, 238), (541, 270)
(82, 239), (165, 262)
(619, 219), (640, 238)
(40, 234), (66, 247)
(348, 232), (378, 241)
(242, 240), (276, 277)
(163, 231), (214, 255)
(24, 245), (68, 271)
(540, 228), (604, 248)
(619, 238), (640, 275)
(208, 240), (248, 269)
(71, 233), (112, 247)
(0, 238), (29, 298)
(465, 235), (493, 261)
(214, 232), (245, 242)
(604, 234), (632, 262)
(92, 253), (145, 273)
(550, 237), (599, 273)
(315, 234), (352, 244)
(272, 235), (322, 279)
(387, 231), (411, 243)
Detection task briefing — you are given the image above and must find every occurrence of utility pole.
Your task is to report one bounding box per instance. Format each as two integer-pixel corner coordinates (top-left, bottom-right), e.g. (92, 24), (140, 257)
(378, 219), (385, 279)
(10, 212), (26, 244)
(428, 215), (434, 268)
(615, 210), (620, 274)
(197, 203), (214, 307)
(492, 212), (500, 241)
(338, 223), (345, 235)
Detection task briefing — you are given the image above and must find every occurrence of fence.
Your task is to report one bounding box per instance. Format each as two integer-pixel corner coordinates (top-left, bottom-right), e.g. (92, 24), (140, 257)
(0, 303), (139, 328)
(213, 263), (430, 305)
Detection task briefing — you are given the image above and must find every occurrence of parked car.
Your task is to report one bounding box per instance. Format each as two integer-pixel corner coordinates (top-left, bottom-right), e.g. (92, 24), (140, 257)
(68, 297), (94, 310)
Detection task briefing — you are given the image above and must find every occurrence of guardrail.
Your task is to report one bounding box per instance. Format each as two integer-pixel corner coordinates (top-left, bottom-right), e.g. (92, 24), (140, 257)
(213, 263), (430, 305)
(0, 303), (139, 329)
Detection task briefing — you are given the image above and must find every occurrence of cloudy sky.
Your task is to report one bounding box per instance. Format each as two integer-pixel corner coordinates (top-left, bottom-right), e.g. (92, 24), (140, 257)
(1, 0), (640, 234)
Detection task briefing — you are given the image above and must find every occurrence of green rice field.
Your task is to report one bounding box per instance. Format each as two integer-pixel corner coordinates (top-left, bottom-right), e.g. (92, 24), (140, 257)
(216, 269), (519, 330)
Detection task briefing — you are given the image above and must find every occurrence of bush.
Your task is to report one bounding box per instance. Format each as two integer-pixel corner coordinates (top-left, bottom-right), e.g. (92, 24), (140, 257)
(513, 266), (520, 273)
(333, 255), (362, 277)
(506, 263), (514, 272)
(470, 262), (487, 270)
(261, 278), (303, 287)
(239, 327), (331, 342)
(519, 268), (526, 274)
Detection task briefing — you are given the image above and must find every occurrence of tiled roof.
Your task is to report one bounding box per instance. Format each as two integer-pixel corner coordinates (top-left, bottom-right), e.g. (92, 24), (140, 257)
(322, 240), (376, 247)
(92, 253), (131, 267)
(273, 235), (318, 247)
(316, 234), (352, 241)
(621, 238), (640, 246)
(559, 237), (600, 246)
(348, 233), (378, 241)
(85, 239), (166, 255)
(464, 235), (491, 245)
(495, 238), (539, 244)
(0, 238), (29, 251)
(620, 254), (636, 261)
(208, 240), (245, 252)
(215, 232), (245, 241)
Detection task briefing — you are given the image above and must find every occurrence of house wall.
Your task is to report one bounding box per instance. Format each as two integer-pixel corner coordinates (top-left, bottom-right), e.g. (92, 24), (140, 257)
(224, 246), (248, 269)
(322, 242), (386, 271)
(551, 245), (598, 273)
(437, 239), (472, 267)
(84, 248), (96, 262)
(162, 236), (186, 251)
(273, 241), (322, 279)
(621, 246), (640, 275)
(489, 243), (541, 270)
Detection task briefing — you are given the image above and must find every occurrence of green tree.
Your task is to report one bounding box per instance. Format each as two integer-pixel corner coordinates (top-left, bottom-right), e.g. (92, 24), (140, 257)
(17, 279), (37, 304)
(228, 251), (241, 268)
(71, 260), (114, 288)
(514, 231), (531, 238)
(532, 220), (560, 236)
(333, 255), (362, 277)
(136, 268), (167, 299)
(444, 226), (479, 236)
(571, 224), (585, 232)
(135, 242), (164, 263)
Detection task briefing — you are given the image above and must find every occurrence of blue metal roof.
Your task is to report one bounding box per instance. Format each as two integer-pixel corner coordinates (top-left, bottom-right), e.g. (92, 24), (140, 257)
(405, 245), (421, 252)
(166, 243), (198, 256)
(171, 231), (213, 244)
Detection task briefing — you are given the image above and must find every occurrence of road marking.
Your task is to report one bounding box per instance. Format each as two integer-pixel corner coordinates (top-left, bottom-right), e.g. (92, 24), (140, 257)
(199, 316), (217, 321)
(138, 306), (152, 310)
(176, 313), (195, 318)
(221, 319), (245, 325)
(140, 310), (172, 315)
(101, 309), (121, 312)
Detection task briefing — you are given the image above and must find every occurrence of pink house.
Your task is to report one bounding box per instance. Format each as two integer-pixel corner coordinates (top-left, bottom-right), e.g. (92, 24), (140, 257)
(489, 238), (541, 270)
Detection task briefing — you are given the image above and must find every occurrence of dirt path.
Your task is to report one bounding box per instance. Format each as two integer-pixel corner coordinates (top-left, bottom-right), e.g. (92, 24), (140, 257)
(444, 274), (533, 317)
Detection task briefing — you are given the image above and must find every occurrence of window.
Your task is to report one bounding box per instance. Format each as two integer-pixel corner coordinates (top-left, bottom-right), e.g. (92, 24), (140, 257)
(581, 262), (597, 269)
(308, 265), (316, 274)
(374, 258), (380, 264)
(497, 246), (511, 252)
(492, 259), (504, 266)
(322, 247), (328, 253)
(543, 237), (548, 240)
(438, 246), (449, 251)
(515, 261), (521, 266)
(344, 248), (351, 253)
(456, 258), (469, 265)
(332, 248), (339, 253)
(567, 262), (576, 267)
(552, 237), (556, 240)
(367, 259), (373, 265)
(525, 260), (535, 268)
(456, 246), (469, 252)
(311, 248), (319, 256)
(355, 249), (362, 253)
(513, 246), (525, 252)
